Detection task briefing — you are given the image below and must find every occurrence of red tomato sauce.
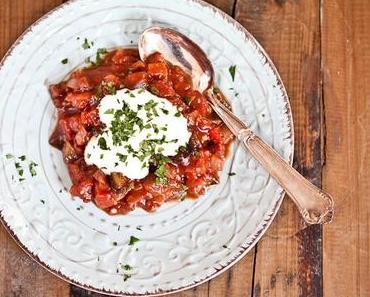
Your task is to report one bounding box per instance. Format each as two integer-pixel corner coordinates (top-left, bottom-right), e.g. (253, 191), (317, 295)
(49, 48), (234, 215)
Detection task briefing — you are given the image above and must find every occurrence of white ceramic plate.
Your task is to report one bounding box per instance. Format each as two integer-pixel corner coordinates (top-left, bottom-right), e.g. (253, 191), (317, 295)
(0, 0), (293, 295)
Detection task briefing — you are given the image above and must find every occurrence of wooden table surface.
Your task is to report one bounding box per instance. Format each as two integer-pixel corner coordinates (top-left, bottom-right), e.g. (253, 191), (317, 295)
(0, 0), (369, 296)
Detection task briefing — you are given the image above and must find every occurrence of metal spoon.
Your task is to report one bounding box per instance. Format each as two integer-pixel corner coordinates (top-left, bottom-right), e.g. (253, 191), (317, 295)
(138, 26), (334, 225)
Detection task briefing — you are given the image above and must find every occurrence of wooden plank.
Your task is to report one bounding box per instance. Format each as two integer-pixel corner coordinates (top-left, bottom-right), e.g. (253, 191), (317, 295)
(203, 0), (236, 15)
(0, 2), (70, 297)
(322, 0), (370, 296)
(207, 255), (255, 297)
(234, 1), (323, 296)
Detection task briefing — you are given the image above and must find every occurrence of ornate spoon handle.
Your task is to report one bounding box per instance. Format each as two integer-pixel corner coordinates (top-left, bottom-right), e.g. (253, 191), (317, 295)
(208, 92), (334, 225)
(240, 129), (334, 224)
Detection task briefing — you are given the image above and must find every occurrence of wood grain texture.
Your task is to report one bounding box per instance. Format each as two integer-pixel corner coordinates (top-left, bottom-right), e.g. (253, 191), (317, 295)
(203, 0), (236, 15)
(234, 1), (323, 296)
(0, 1), (69, 297)
(322, 0), (370, 296)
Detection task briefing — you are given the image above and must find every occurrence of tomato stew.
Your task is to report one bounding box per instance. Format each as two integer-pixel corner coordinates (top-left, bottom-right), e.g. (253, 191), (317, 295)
(49, 48), (234, 215)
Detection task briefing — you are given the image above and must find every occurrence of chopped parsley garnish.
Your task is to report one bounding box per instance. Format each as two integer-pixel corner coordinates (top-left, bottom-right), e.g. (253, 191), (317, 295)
(213, 87), (221, 93)
(128, 236), (139, 246)
(183, 96), (192, 105)
(222, 245), (228, 249)
(120, 264), (133, 281)
(87, 153), (91, 158)
(15, 162), (23, 176)
(144, 99), (159, 118)
(179, 184), (188, 201)
(179, 192), (186, 201)
(97, 80), (117, 96)
(125, 144), (135, 154)
(110, 103), (143, 145)
(122, 264), (132, 270)
(138, 88), (145, 94)
(10, 156), (39, 181)
(61, 58), (68, 64)
(154, 163), (168, 185)
(98, 137), (109, 150)
(82, 38), (92, 49)
(104, 108), (115, 114)
(149, 86), (159, 95)
(229, 65), (237, 81)
(89, 91), (187, 179)
(29, 161), (38, 177)
(123, 274), (131, 282)
(161, 108), (169, 115)
(136, 226), (142, 231)
(112, 242), (118, 246)
(95, 48), (107, 66)
(152, 124), (159, 133)
(40, 199), (45, 204)
(85, 48), (107, 67)
(117, 153), (127, 163)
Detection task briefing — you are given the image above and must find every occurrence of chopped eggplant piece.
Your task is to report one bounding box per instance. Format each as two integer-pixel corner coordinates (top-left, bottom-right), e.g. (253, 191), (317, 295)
(62, 141), (78, 163)
(110, 172), (130, 190)
(49, 125), (64, 149)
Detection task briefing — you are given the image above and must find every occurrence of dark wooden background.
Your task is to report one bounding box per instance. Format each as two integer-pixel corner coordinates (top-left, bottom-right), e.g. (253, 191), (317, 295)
(0, 0), (369, 296)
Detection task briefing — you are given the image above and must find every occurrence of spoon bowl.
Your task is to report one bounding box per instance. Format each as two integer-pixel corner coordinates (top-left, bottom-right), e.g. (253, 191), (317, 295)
(139, 26), (214, 93)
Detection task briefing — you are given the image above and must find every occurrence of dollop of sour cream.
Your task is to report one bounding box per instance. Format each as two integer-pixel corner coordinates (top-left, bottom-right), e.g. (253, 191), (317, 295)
(84, 88), (191, 180)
